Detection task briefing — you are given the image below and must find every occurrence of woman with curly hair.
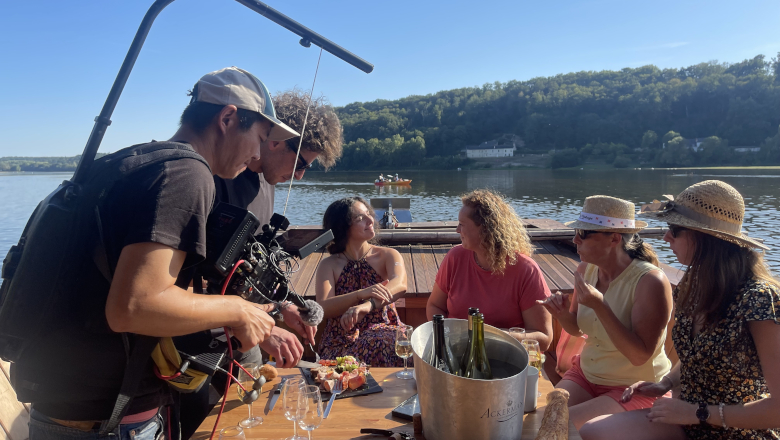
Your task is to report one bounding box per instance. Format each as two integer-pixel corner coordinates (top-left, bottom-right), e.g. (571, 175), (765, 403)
(426, 189), (553, 351)
(315, 196), (409, 367)
(580, 181), (780, 440)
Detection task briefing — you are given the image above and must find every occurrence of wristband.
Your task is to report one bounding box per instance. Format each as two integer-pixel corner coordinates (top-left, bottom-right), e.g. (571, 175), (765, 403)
(661, 376), (674, 391)
(369, 298), (378, 312)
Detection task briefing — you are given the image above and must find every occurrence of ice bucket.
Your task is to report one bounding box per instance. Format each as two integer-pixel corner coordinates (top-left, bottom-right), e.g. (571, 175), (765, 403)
(411, 318), (529, 440)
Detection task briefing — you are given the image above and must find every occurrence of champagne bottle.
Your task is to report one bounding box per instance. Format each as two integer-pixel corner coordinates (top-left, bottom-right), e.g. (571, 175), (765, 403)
(428, 315), (459, 375)
(463, 313), (493, 380)
(459, 307), (479, 374)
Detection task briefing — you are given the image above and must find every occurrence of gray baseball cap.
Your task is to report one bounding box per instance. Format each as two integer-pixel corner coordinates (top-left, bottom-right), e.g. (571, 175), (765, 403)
(191, 66), (300, 141)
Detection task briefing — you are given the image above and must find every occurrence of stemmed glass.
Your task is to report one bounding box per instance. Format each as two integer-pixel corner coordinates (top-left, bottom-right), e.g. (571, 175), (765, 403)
(508, 327), (526, 342)
(521, 339), (544, 398)
(395, 325), (414, 379)
(218, 426), (246, 440)
(297, 385), (324, 439)
(237, 362), (263, 428)
(282, 377), (307, 440)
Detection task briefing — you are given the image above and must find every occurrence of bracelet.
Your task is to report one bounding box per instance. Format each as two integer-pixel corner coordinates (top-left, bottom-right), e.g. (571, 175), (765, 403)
(369, 298), (378, 312)
(661, 376), (674, 391)
(719, 403), (727, 429)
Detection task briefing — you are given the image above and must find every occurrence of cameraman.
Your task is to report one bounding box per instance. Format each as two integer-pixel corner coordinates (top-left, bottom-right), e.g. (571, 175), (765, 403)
(213, 90), (344, 367)
(21, 67), (312, 440)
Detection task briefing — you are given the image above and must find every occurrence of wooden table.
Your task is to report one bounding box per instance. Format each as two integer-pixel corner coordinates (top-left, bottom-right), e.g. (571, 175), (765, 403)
(194, 368), (580, 440)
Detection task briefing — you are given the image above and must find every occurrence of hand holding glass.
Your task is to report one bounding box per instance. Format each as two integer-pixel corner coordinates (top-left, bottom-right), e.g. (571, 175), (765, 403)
(395, 325), (414, 379)
(297, 385), (324, 439)
(236, 363), (263, 428)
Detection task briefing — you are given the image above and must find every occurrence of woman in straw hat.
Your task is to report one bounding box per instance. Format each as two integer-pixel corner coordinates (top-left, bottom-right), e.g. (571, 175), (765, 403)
(538, 195), (674, 429)
(580, 180), (780, 440)
(426, 189), (553, 350)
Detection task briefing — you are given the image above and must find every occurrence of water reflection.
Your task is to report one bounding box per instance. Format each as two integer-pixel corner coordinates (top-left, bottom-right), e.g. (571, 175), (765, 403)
(1, 169), (778, 273)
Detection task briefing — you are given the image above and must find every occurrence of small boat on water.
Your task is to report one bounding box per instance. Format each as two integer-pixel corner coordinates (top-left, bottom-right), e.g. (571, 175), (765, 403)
(374, 179), (411, 186)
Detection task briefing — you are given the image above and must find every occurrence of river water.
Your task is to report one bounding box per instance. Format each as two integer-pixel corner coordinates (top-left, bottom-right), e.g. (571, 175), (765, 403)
(2, 169), (778, 273)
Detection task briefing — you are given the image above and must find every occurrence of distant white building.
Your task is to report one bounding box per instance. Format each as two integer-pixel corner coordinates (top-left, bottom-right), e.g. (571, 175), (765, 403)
(733, 146), (761, 153)
(465, 140), (517, 158)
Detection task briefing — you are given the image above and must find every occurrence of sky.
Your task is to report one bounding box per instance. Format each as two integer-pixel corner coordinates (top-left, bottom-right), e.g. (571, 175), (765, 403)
(1, 0), (778, 157)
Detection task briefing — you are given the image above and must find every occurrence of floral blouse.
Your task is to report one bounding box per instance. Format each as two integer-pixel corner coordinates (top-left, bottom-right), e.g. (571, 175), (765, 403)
(673, 278), (780, 440)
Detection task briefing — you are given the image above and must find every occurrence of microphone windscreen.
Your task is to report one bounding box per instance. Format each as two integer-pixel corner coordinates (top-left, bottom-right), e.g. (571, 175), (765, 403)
(301, 299), (324, 326)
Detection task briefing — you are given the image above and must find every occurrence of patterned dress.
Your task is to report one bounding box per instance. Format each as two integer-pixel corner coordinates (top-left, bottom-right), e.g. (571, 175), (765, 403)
(673, 278), (780, 440)
(319, 257), (408, 367)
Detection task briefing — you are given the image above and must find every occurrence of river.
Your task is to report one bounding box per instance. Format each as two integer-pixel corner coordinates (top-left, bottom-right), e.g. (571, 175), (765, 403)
(1, 168), (778, 273)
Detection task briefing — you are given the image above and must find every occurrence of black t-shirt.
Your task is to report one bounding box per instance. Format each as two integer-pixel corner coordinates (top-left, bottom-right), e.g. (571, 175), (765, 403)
(213, 169), (275, 228)
(30, 146), (215, 420)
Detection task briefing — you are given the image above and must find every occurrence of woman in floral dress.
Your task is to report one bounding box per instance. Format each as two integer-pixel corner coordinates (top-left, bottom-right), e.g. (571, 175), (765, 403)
(580, 180), (780, 440)
(315, 196), (409, 367)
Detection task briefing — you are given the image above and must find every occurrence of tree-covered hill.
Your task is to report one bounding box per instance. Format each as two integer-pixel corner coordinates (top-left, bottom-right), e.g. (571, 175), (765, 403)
(335, 54), (780, 169)
(0, 154), (106, 172)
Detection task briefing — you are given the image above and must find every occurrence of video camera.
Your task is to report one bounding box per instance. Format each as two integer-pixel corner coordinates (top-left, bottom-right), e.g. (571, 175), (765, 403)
(200, 203), (333, 325)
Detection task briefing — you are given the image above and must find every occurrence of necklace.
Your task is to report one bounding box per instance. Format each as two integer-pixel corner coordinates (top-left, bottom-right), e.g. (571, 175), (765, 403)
(344, 244), (372, 262)
(473, 252), (489, 271)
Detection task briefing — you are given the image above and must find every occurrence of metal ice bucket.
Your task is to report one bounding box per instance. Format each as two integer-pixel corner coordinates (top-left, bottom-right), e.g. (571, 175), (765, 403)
(411, 318), (529, 440)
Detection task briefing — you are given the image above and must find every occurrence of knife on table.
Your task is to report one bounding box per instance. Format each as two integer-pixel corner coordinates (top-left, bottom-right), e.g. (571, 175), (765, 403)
(264, 377), (286, 415)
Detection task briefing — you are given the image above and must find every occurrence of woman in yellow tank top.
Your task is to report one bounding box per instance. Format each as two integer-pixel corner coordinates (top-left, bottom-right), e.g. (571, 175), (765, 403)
(539, 195), (673, 429)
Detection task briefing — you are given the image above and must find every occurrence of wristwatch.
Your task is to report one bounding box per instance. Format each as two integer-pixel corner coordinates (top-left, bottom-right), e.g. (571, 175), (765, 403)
(696, 403), (710, 425)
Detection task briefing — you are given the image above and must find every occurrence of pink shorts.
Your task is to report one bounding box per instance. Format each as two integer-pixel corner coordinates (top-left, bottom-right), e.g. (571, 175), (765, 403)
(560, 355), (671, 411)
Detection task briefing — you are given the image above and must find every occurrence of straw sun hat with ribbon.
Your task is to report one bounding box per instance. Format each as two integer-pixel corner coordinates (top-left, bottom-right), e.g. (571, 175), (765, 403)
(638, 179), (768, 250)
(565, 195), (647, 233)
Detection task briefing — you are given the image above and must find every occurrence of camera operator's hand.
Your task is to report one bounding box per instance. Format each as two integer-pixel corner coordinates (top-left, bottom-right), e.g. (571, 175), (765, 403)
(280, 303), (317, 345)
(231, 300), (275, 350)
(341, 301), (371, 332)
(259, 326), (303, 368)
(358, 281), (392, 306)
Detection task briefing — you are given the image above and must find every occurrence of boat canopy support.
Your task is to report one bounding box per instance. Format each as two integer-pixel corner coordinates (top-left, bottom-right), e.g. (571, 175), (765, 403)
(72, 0), (373, 184)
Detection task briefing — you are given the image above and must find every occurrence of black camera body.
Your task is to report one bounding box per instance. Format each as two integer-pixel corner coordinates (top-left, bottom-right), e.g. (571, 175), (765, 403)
(201, 202), (333, 310)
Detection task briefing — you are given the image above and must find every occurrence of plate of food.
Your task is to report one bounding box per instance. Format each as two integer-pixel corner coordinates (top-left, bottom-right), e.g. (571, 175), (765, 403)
(300, 356), (383, 399)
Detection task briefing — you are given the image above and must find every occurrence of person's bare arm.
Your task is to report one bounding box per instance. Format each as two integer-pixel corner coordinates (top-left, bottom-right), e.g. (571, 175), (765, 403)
(426, 282), (449, 320)
(537, 262), (585, 336)
(578, 269), (672, 366)
(105, 242), (275, 350)
(520, 304), (554, 351)
(314, 256), (392, 319)
(381, 247), (407, 303)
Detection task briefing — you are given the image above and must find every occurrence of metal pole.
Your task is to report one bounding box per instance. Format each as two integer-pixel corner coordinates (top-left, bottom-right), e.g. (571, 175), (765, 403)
(233, 0), (374, 74)
(72, 0), (373, 184)
(72, 0), (175, 184)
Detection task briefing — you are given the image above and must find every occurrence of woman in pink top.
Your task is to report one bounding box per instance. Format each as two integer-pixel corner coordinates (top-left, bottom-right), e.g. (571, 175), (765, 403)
(426, 189), (553, 351)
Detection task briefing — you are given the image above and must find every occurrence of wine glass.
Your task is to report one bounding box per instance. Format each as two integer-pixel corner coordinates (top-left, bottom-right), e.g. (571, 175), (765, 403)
(521, 339), (544, 397)
(218, 426), (246, 440)
(297, 385), (324, 439)
(395, 325), (414, 379)
(282, 377), (307, 440)
(508, 327), (526, 342)
(237, 362), (263, 428)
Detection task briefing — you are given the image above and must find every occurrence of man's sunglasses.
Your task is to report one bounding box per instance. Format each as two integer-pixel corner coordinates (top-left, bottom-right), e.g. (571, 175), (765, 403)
(575, 229), (603, 239)
(287, 143), (313, 171)
(667, 224), (687, 238)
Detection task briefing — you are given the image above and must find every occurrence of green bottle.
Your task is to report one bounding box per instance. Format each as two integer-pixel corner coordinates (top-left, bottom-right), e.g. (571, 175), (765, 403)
(463, 313), (493, 380)
(429, 315), (459, 375)
(459, 307), (479, 375)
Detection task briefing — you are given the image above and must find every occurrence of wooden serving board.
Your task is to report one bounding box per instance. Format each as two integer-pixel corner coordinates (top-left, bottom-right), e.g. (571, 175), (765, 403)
(299, 367), (383, 400)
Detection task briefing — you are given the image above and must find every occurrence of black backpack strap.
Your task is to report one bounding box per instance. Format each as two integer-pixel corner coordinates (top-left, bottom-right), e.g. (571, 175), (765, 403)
(100, 335), (160, 435)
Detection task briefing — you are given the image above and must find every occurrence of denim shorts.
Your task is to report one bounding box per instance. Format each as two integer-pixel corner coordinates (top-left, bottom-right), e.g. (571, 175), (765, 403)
(29, 410), (163, 440)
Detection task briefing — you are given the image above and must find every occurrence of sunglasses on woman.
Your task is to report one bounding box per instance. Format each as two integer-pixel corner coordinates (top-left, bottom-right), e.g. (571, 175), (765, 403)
(575, 229), (602, 239)
(667, 224), (688, 238)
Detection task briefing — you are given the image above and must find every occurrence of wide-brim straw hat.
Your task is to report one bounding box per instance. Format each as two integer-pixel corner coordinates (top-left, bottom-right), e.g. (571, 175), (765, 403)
(565, 195), (647, 233)
(638, 180), (769, 250)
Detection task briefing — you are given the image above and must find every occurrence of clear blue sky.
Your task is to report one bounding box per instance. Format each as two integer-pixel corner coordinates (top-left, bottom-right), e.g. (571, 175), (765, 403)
(1, 0), (778, 156)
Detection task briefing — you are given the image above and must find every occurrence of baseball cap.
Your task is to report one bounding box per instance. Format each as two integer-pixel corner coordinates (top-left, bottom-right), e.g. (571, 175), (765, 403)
(191, 67), (300, 141)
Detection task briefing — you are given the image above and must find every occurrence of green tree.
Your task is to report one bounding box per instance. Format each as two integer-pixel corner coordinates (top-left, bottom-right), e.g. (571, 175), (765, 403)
(641, 130), (659, 150)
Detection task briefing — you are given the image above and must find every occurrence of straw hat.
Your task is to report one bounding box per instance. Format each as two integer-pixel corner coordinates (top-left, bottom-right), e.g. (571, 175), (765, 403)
(565, 195), (647, 233)
(638, 180), (768, 250)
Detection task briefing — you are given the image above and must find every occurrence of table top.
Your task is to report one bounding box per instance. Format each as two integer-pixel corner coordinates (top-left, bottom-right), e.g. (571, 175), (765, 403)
(194, 368), (580, 440)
